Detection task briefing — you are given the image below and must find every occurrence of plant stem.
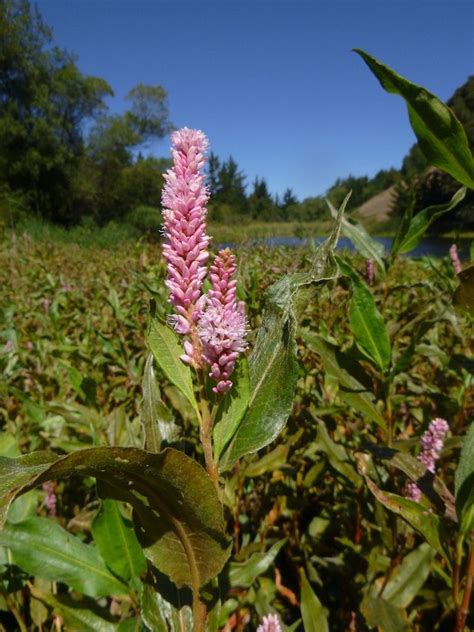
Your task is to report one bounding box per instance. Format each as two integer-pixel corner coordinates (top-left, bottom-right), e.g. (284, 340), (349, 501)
(197, 372), (220, 493)
(3, 592), (28, 632)
(455, 529), (474, 632)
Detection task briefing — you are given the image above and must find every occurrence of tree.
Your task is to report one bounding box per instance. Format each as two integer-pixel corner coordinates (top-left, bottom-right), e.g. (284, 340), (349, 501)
(248, 177), (277, 220)
(0, 0), (112, 222)
(213, 156), (248, 212)
(84, 85), (173, 221)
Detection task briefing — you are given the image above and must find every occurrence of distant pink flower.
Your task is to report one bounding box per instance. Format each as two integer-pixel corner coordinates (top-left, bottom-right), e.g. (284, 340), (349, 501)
(161, 128), (211, 363)
(42, 481), (57, 516)
(257, 614), (282, 632)
(449, 244), (462, 274)
(61, 283), (73, 292)
(2, 340), (13, 353)
(42, 298), (50, 312)
(197, 249), (247, 393)
(407, 417), (449, 501)
(365, 259), (375, 286)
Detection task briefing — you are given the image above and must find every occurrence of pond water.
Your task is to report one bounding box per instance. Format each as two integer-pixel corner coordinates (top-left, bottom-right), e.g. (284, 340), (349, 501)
(222, 236), (472, 260)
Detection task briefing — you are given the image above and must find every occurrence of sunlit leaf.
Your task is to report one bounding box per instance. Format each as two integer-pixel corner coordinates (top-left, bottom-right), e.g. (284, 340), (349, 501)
(0, 517), (127, 597)
(338, 258), (391, 372)
(91, 499), (147, 584)
(382, 543), (434, 608)
(300, 568), (329, 632)
(391, 188), (466, 256)
(355, 49), (474, 188)
(228, 539), (286, 588)
(147, 319), (199, 419)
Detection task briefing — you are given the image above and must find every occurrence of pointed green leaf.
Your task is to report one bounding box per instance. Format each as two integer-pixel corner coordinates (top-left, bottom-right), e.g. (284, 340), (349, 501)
(392, 187), (466, 255)
(213, 358), (250, 461)
(92, 499), (147, 584)
(363, 474), (449, 562)
(355, 49), (474, 188)
(300, 568), (329, 632)
(382, 543), (434, 608)
(0, 517), (127, 597)
(147, 319), (199, 418)
(0, 447), (229, 589)
(314, 419), (362, 486)
(455, 422), (474, 533)
(327, 197), (386, 276)
(32, 592), (118, 632)
(338, 258), (391, 371)
(361, 595), (409, 632)
(229, 539), (286, 588)
(302, 331), (386, 429)
(141, 353), (179, 452)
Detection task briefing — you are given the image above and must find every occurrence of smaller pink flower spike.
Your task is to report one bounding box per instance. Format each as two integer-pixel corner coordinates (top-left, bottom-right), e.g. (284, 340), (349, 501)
(198, 249), (247, 394)
(407, 417), (449, 501)
(450, 244), (462, 275)
(257, 614), (282, 632)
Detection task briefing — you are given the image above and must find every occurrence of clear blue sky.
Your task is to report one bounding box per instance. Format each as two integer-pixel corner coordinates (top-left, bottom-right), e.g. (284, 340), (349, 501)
(37, 0), (473, 200)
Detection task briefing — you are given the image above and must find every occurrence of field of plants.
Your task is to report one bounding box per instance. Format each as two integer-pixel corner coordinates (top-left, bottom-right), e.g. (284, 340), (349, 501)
(0, 51), (473, 632)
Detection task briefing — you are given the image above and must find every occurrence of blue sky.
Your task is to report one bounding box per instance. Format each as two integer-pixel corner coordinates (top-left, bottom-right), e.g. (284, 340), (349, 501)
(37, 0), (473, 200)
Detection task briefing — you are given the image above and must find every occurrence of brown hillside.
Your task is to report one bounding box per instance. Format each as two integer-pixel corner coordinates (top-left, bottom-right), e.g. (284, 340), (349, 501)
(353, 185), (396, 225)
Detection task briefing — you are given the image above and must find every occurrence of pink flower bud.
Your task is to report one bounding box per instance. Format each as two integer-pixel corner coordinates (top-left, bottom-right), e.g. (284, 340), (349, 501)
(406, 417), (449, 501)
(257, 614), (282, 632)
(449, 244), (462, 275)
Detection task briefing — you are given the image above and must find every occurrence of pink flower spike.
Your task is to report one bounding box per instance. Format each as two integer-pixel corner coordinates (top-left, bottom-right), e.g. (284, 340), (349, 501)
(406, 417), (449, 501)
(161, 128), (211, 364)
(257, 614), (282, 632)
(449, 244), (462, 274)
(198, 249), (247, 394)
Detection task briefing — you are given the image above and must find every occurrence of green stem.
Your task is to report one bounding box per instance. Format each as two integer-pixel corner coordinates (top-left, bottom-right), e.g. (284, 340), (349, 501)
(455, 530), (474, 632)
(3, 591), (28, 632)
(197, 372), (220, 493)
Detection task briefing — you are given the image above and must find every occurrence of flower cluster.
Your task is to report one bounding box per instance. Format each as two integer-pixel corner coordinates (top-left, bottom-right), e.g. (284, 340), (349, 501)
(407, 417), (449, 502)
(257, 614), (282, 632)
(365, 259), (375, 286)
(162, 128), (247, 392)
(198, 249), (247, 393)
(449, 244), (462, 275)
(161, 128), (210, 349)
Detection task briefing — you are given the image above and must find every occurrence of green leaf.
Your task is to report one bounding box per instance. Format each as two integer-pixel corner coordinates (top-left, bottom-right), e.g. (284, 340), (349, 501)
(314, 419), (361, 486)
(300, 568), (329, 632)
(455, 422), (474, 533)
(453, 264), (474, 317)
(383, 449), (456, 521)
(229, 539), (286, 588)
(0, 447), (229, 590)
(221, 198), (347, 468)
(147, 319), (199, 419)
(91, 499), (147, 584)
(0, 517), (127, 597)
(141, 583), (192, 632)
(327, 197), (386, 276)
(302, 330), (386, 429)
(338, 258), (391, 371)
(141, 353), (179, 452)
(361, 595), (409, 632)
(355, 49), (474, 188)
(213, 358), (250, 461)
(391, 187), (466, 256)
(362, 474), (449, 562)
(243, 444), (289, 478)
(382, 543), (434, 608)
(32, 591), (118, 632)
